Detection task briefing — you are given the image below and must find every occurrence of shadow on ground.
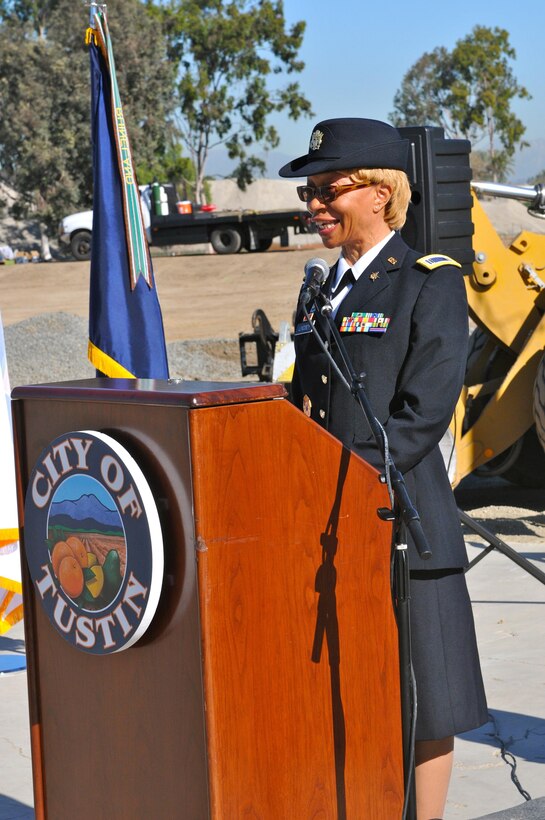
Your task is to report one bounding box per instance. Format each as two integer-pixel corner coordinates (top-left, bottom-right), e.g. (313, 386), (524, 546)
(0, 795), (33, 820)
(460, 709), (545, 765)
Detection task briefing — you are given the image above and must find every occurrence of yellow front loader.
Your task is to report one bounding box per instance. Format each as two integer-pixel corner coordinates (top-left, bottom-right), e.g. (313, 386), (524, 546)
(447, 181), (545, 488)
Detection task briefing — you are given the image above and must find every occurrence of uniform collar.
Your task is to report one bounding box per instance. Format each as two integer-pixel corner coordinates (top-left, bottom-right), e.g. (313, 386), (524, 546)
(333, 232), (410, 319)
(375, 231), (408, 272)
(334, 230), (395, 286)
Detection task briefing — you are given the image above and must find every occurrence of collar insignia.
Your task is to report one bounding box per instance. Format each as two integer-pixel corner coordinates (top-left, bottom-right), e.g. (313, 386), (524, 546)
(309, 129), (324, 151)
(387, 256), (397, 265)
(370, 271), (380, 281)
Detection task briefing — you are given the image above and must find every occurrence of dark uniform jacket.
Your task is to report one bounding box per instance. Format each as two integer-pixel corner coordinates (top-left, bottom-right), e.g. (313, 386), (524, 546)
(291, 232), (468, 570)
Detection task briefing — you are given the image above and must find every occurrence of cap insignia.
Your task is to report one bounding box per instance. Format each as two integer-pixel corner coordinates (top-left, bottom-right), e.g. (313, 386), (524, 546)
(309, 129), (324, 151)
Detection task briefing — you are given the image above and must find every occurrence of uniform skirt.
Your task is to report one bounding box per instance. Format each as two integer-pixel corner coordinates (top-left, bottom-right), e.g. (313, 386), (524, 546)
(408, 568), (488, 741)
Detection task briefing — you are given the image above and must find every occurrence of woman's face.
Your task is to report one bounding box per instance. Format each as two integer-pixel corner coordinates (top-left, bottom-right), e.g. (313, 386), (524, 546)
(305, 172), (391, 261)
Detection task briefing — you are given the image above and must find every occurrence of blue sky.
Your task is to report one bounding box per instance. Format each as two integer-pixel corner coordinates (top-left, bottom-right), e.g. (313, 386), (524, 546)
(53, 475), (116, 509)
(208, 0), (545, 180)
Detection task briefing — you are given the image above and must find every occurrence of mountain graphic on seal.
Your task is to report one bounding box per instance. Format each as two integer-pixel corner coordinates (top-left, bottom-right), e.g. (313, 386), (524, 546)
(49, 493), (123, 535)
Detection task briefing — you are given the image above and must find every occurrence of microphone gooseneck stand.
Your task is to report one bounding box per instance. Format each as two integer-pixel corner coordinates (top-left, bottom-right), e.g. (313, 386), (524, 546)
(302, 289), (432, 820)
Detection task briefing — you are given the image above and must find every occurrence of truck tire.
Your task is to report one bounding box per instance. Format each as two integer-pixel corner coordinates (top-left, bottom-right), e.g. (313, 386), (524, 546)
(501, 427), (545, 488)
(70, 230), (92, 261)
(473, 426), (545, 488)
(210, 227), (242, 254)
(247, 238), (273, 253)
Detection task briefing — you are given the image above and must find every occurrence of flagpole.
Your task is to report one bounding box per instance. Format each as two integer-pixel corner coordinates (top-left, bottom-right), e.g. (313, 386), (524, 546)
(88, 2), (100, 29)
(85, 4), (169, 379)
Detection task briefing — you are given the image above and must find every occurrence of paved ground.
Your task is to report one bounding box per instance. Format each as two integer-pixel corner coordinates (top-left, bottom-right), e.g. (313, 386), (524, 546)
(448, 533), (545, 817)
(0, 622), (32, 819)
(1, 475), (544, 819)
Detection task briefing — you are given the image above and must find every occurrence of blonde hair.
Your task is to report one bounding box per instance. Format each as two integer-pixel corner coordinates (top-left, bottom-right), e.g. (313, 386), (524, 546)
(342, 168), (411, 230)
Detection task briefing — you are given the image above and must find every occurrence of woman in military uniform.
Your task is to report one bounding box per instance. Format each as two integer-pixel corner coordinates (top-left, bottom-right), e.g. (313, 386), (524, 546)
(279, 118), (487, 820)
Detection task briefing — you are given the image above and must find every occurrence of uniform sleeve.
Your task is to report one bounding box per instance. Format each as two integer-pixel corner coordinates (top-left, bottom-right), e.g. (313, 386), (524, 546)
(353, 265), (468, 474)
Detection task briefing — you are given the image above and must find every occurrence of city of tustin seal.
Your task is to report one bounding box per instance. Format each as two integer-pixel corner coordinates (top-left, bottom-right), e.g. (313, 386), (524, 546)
(24, 430), (164, 654)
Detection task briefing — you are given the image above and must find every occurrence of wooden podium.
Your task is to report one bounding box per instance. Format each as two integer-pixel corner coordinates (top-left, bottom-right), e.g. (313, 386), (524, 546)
(13, 379), (403, 819)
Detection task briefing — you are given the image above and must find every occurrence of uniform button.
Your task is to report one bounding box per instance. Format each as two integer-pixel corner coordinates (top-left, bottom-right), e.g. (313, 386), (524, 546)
(321, 374), (328, 384)
(319, 409), (326, 419)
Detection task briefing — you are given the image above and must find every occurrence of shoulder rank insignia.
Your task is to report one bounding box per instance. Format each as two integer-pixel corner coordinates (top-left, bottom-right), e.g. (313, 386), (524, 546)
(416, 254), (461, 270)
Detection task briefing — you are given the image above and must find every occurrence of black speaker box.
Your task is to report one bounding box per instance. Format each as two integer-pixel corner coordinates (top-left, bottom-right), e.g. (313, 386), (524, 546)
(398, 125), (475, 276)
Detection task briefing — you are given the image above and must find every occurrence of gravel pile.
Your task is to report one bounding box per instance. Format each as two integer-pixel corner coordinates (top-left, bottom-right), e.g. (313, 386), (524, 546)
(4, 312), (246, 388)
(167, 337), (246, 382)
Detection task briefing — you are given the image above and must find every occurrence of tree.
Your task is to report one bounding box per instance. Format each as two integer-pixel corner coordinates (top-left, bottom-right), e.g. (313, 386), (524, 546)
(0, 0), (178, 254)
(163, 0), (313, 203)
(390, 48), (458, 138)
(391, 26), (530, 182)
(469, 149), (513, 182)
(134, 141), (212, 203)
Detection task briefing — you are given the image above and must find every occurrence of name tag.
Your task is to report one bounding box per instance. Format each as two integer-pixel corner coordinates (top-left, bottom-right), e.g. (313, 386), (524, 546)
(295, 312), (315, 336)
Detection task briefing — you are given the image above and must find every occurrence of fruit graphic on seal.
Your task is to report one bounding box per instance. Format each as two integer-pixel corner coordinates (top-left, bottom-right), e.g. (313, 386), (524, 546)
(51, 541), (73, 576)
(102, 549), (122, 601)
(85, 565), (105, 599)
(58, 555), (84, 598)
(65, 536), (87, 568)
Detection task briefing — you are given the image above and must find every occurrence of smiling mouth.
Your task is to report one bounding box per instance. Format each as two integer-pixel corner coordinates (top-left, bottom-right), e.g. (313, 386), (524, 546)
(314, 219), (339, 235)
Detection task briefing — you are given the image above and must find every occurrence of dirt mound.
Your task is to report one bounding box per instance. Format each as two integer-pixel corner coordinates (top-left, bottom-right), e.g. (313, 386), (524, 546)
(209, 178), (301, 211)
(478, 196), (545, 241)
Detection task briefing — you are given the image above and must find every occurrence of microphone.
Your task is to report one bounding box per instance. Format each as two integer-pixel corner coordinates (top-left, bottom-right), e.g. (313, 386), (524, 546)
(300, 257), (330, 306)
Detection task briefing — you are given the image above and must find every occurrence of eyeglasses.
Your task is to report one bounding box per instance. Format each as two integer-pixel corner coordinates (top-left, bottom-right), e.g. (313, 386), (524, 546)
(296, 181), (372, 204)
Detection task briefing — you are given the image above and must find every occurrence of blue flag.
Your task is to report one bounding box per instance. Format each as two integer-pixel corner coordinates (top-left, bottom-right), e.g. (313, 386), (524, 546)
(87, 9), (169, 379)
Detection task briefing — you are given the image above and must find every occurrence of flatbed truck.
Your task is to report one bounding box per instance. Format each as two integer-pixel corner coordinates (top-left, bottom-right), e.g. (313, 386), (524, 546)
(59, 183), (313, 260)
